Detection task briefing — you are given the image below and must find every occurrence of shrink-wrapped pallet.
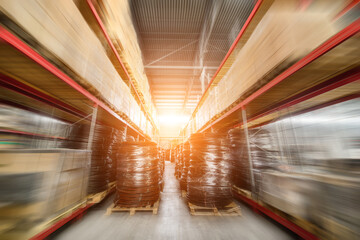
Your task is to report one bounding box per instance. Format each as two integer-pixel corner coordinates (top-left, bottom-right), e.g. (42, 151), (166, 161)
(0, 149), (89, 221)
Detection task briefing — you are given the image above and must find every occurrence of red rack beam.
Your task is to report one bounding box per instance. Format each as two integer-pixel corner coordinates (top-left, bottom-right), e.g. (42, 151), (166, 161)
(29, 203), (94, 240)
(334, 0), (360, 21)
(0, 129), (66, 140)
(86, 0), (157, 133)
(0, 26), (147, 139)
(233, 67), (360, 127)
(199, 18), (360, 133)
(0, 74), (87, 119)
(232, 191), (320, 240)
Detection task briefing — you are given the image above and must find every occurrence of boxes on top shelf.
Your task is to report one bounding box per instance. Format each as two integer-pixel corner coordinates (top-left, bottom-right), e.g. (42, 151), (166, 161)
(189, 0), (350, 134)
(0, 0), (156, 137)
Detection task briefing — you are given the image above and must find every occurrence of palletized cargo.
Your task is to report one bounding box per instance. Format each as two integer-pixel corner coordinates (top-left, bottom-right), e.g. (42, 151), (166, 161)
(0, 0), (359, 239)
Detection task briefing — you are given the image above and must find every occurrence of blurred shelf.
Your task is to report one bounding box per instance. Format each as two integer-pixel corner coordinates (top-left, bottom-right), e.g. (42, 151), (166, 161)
(85, 0), (158, 134)
(177, 0), (359, 138)
(196, 18), (360, 133)
(28, 202), (94, 240)
(189, 0), (267, 122)
(232, 189), (320, 240)
(0, 128), (66, 140)
(0, 26), (151, 141)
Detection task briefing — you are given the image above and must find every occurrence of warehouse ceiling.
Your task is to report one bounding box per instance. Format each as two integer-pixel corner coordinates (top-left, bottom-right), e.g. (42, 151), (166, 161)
(130, 0), (255, 137)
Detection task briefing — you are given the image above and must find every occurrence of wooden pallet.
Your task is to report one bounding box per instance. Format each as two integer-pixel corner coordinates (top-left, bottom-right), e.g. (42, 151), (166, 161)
(181, 190), (187, 198)
(106, 200), (159, 216)
(188, 202), (241, 216)
(87, 182), (116, 204)
(232, 185), (252, 199)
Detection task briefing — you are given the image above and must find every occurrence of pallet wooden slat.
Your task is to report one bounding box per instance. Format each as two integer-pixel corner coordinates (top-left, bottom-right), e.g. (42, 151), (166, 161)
(188, 202), (241, 216)
(87, 182), (116, 204)
(181, 190), (187, 198)
(106, 200), (159, 216)
(232, 185), (252, 199)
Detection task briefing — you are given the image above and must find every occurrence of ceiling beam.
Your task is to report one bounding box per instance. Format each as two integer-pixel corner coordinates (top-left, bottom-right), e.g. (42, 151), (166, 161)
(145, 65), (219, 70)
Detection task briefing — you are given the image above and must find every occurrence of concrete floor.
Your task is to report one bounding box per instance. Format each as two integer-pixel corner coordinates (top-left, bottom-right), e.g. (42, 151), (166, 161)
(53, 162), (296, 240)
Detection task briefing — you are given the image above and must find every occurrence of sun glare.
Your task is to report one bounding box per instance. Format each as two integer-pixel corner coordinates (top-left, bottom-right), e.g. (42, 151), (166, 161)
(158, 114), (190, 125)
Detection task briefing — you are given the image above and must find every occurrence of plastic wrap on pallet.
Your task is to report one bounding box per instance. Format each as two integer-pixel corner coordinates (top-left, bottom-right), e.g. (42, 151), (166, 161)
(115, 141), (161, 207)
(0, 149), (89, 223)
(0, 104), (73, 149)
(0, 104), (97, 150)
(174, 145), (181, 179)
(187, 132), (232, 208)
(255, 98), (360, 238)
(170, 147), (176, 163)
(248, 128), (280, 195)
(88, 123), (125, 194)
(228, 128), (251, 191)
(180, 142), (190, 191)
(260, 171), (318, 221)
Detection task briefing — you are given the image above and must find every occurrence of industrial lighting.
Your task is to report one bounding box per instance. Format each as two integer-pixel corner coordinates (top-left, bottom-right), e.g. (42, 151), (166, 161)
(158, 114), (190, 125)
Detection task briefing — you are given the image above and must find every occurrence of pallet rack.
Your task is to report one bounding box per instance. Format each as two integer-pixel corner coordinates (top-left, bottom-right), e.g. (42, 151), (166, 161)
(180, 0), (360, 239)
(84, 0), (159, 136)
(0, 18), (155, 238)
(0, 26), (151, 141)
(182, 0), (360, 135)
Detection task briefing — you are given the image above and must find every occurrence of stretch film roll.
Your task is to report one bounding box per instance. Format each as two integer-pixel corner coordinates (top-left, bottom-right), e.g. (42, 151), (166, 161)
(88, 124), (125, 194)
(115, 141), (161, 207)
(228, 128), (251, 191)
(187, 133), (232, 208)
(180, 142), (190, 191)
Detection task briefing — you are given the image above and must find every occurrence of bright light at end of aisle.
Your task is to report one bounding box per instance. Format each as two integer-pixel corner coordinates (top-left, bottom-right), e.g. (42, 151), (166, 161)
(158, 114), (190, 125)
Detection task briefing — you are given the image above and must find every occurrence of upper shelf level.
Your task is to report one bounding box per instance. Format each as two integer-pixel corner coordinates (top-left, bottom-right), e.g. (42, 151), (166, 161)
(0, 26), (151, 141)
(181, 0), (360, 138)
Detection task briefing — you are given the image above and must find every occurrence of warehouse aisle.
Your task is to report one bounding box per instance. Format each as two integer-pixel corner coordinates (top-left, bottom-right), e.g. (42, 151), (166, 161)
(53, 162), (295, 240)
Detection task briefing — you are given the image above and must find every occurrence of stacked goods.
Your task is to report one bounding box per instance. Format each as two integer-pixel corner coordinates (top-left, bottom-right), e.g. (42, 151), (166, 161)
(107, 128), (126, 183)
(98, 0), (155, 118)
(170, 147), (176, 163)
(0, 104), (71, 149)
(88, 123), (125, 194)
(158, 147), (165, 192)
(191, 0), (347, 132)
(179, 142), (190, 191)
(0, 149), (89, 228)
(175, 145), (183, 179)
(0, 0), (154, 135)
(0, 104), (91, 234)
(65, 123), (90, 149)
(187, 133), (232, 208)
(115, 141), (161, 207)
(227, 128), (251, 191)
(88, 124), (112, 194)
(174, 146), (181, 179)
(248, 128), (279, 195)
(256, 98), (360, 239)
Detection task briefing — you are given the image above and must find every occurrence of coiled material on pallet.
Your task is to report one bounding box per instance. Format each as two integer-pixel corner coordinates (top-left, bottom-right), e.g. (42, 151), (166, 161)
(187, 132), (232, 208)
(180, 142), (190, 191)
(115, 141), (161, 207)
(88, 124), (125, 194)
(228, 128), (251, 191)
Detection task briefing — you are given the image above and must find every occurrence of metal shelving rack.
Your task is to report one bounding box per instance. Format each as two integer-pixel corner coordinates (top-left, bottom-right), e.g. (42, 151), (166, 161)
(180, 0), (360, 239)
(0, 26), (151, 141)
(85, 0), (159, 136)
(0, 18), (155, 238)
